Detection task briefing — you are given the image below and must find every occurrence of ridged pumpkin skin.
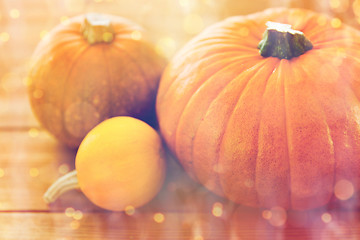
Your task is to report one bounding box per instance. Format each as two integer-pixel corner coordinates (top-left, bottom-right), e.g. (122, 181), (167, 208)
(28, 13), (165, 148)
(156, 8), (360, 210)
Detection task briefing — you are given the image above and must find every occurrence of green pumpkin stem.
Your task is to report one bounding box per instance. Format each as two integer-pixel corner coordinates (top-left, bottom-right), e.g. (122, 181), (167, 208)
(258, 21), (313, 59)
(81, 13), (115, 44)
(43, 170), (79, 203)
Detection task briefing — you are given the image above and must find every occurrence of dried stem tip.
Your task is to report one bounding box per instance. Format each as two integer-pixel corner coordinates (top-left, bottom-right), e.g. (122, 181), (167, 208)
(81, 13), (115, 44)
(43, 170), (80, 204)
(258, 21), (313, 60)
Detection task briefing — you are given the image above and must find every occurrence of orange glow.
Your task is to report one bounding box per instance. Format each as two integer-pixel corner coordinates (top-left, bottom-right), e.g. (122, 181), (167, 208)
(262, 210), (272, 220)
(0, 32), (10, 42)
(65, 207), (75, 217)
(334, 179), (354, 200)
(60, 15), (70, 24)
(183, 14), (203, 34)
(212, 202), (223, 217)
(9, 9), (20, 19)
(331, 0), (350, 12)
(153, 213), (165, 223)
(32, 89), (44, 99)
(125, 205), (135, 216)
(193, 236), (204, 240)
(354, 0), (360, 16)
(131, 30), (142, 41)
(28, 128), (39, 138)
(267, 207), (287, 227)
(321, 213), (332, 223)
(331, 18), (342, 28)
(40, 30), (49, 40)
(156, 37), (177, 58)
(70, 220), (80, 229)
(58, 164), (70, 175)
(73, 210), (83, 220)
(317, 15), (327, 26)
(29, 168), (39, 177)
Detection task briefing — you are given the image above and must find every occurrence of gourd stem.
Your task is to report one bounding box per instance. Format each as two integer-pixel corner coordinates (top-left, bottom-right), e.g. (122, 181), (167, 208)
(81, 13), (115, 44)
(43, 170), (80, 204)
(258, 21), (313, 59)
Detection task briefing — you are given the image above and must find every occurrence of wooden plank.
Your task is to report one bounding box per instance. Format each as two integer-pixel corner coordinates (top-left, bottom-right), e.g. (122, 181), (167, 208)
(0, 209), (360, 240)
(0, 212), (231, 240)
(0, 130), (77, 211)
(0, 128), (230, 212)
(0, 65), (39, 129)
(0, 90), (39, 129)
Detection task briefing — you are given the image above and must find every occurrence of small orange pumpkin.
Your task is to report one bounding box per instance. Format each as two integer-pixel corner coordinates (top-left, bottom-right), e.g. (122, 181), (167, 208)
(28, 13), (165, 148)
(43, 116), (166, 211)
(156, 8), (360, 210)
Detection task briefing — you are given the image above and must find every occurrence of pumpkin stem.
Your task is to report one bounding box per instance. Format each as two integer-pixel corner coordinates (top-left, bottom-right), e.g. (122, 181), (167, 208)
(258, 21), (313, 60)
(81, 13), (115, 44)
(43, 170), (80, 204)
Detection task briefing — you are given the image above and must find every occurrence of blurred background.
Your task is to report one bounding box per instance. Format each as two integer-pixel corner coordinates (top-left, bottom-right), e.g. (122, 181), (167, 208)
(0, 0), (358, 77)
(0, 0), (358, 135)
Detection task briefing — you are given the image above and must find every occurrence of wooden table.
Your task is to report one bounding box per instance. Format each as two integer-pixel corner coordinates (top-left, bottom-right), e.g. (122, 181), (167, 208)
(2, 1), (360, 239)
(3, 87), (360, 240)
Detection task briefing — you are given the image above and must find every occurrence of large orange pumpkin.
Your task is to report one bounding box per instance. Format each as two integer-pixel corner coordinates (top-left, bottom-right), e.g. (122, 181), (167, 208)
(156, 8), (360, 210)
(28, 13), (165, 148)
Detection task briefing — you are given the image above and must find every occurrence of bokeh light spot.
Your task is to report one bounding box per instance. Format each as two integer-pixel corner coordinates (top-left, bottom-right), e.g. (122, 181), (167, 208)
(334, 179), (354, 200)
(65, 0), (85, 12)
(40, 30), (49, 40)
(102, 32), (113, 42)
(331, 0), (341, 9)
(354, 0), (360, 16)
(153, 213), (165, 223)
(330, 0), (349, 12)
(131, 30), (142, 41)
(9, 9), (20, 19)
(23, 77), (32, 86)
(268, 207), (287, 227)
(73, 210), (83, 220)
(0, 32), (10, 42)
(183, 14), (204, 35)
(212, 202), (223, 217)
(70, 220), (80, 229)
(28, 128), (39, 138)
(29, 168), (39, 177)
(60, 15), (70, 25)
(156, 37), (177, 59)
(262, 210), (272, 220)
(33, 89), (44, 99)
(125, 205), (135, 216)
(179, 0), (190, 8)
(65, 207), (75, 217)
(58, 164), (70, 175)
(321, 212), (332, 223)
(331, 18), (342, 28)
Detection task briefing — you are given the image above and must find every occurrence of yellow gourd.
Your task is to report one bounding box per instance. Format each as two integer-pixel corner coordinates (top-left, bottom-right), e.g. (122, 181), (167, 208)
(44, 116), (166, 211)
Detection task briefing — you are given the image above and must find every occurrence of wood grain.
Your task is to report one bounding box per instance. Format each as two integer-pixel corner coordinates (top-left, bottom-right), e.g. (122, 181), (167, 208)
(1, 209), (360, 240)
